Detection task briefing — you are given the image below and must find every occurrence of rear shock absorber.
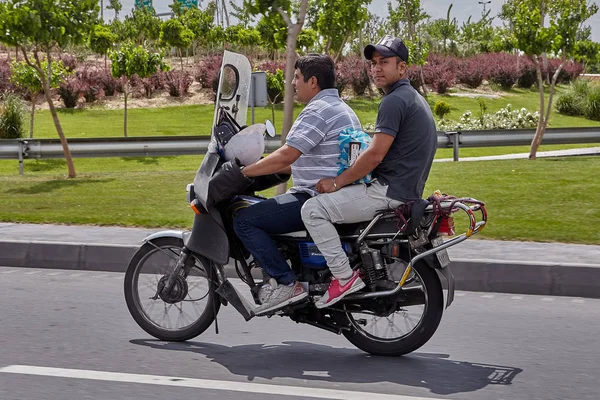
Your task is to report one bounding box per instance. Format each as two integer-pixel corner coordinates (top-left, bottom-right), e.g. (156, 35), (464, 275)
(359, 243), (388, 287)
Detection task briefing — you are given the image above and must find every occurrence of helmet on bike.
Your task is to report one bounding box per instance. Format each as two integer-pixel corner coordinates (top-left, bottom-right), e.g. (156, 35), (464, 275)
(223, 123), (266, 166)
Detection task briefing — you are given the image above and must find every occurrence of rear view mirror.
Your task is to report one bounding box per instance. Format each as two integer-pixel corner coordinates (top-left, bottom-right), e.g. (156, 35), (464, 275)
(265, 120), (276, 137)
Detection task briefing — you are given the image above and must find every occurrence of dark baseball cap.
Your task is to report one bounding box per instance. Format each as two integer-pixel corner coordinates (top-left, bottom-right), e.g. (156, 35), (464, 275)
(364, 35), (409, 62)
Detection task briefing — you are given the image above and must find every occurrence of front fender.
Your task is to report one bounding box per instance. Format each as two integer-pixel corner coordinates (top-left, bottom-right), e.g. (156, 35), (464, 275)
(143, 230), (189, 242)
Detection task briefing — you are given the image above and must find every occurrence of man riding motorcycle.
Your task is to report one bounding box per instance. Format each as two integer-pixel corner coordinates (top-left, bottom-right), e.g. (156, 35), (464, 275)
(301, 35), (439, 308)
(232, 54), (361, 315)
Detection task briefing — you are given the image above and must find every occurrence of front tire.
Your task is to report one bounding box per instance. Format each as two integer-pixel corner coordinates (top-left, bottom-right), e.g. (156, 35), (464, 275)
(342, 261), (444, 356)
(124, 237), (221, 341)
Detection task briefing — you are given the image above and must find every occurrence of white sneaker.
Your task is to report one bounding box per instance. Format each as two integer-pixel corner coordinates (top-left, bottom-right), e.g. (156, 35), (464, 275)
(254, 281), (308, 315)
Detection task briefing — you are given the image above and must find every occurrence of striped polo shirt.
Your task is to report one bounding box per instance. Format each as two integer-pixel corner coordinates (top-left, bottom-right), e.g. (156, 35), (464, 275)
(286, 88), (361, 196)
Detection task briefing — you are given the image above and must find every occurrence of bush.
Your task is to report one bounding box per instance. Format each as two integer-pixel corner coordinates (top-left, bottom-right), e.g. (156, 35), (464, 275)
(58, 54), (77, 72)
(559, 61), (584, 84)
(456, 58), (485, 89)
(556, 79), (589, 117)
(434, 100), (451, 119)
(98, 71), (120, 96)
(266, 69), (284, 104)
(518, 58), (538, 89)
(432, 68), (455, 94)
(336, 56), (371, 96)
(57, 77), (83, 108)
(164, 70), (193, 97)
(437, 104), (539, 131)
(556, 92), (584, 116)
(195, 54), (223, 89)
(584, 86), (600, 121)
(488, 59), (519, 90)
(140, 74), (163, 98)
(0, 60), (16, 95)
(0, 93), (25, 139)
(407, 65), (423, 92)
(424, 54), (457, 94)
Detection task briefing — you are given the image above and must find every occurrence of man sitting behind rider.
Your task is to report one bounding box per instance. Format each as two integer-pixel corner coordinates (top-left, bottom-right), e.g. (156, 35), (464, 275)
(301, 35), (438, 309)
(233, 54), (361, 315)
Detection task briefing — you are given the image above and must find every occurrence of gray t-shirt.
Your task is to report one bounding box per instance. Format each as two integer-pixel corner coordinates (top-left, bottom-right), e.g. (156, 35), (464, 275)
(286, 88), (361, 196)
(373, 79), (437, 202)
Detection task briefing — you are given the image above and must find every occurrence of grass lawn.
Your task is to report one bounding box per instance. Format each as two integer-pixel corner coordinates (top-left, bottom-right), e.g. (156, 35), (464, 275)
(0, 155), (598, 245)
(22, 84), (599, 141)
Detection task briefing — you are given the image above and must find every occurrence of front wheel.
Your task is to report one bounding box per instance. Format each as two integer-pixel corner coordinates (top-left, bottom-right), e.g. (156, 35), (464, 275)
(342, 261), (444, 356)
(124, 237), (221, 341)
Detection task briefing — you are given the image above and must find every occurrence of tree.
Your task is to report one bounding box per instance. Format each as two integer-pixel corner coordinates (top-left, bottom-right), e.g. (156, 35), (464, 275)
(427, 4), (458, 53)
(387, 0), (429, 94)
(10, 60), (69, 139)
(107, 0), (122, 21)
(109, 43), (168, 137)
(511, 0), (598, 159)
(89, 24), (117, 69)
(297, 28), (317, 54)
(256, 13), (287, 56)
(246, 0), (310, 194)
(310, 0), (371, 61)
(0, 0), (100, 178)
(159, 18), (194, 70)
(122, 6), (162, 48)
(180, 4), (216, 61)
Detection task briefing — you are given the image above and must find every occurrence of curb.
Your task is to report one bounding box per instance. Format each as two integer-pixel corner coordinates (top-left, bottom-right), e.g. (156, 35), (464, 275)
(2, 240), (599, 298)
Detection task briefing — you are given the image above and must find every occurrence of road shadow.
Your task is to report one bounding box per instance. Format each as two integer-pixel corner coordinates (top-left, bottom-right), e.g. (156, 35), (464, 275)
(4, 177), (114, 194)
(120, 156), (173, 165)
(130, 339), (523, 396)
(24, 159), (66, 172)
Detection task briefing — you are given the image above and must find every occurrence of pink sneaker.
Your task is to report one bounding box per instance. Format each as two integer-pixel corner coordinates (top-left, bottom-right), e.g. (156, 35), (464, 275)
(315, 270), (365, 309)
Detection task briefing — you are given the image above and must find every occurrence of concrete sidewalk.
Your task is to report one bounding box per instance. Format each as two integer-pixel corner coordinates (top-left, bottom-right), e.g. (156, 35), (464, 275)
(1, 222), (599, 298)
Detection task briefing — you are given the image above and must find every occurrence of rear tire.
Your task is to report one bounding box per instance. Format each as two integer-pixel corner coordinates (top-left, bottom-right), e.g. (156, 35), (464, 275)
(342, 261), (444, 356)
(124, 237), (221, 341)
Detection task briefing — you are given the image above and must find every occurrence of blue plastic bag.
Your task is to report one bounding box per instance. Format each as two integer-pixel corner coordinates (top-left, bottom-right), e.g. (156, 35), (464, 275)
(337, 128), (373, 184)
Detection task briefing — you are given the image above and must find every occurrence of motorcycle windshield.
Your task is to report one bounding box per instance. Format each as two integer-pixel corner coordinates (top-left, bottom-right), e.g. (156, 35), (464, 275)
(193, 51), (252, 210)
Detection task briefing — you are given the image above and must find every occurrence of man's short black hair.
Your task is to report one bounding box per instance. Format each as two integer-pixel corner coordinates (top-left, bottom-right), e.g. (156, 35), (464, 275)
(294, 54), (336, 90)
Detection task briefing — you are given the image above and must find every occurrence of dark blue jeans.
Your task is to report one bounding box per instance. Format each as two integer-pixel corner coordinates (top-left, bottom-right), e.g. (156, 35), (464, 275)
(233, 192), (311, 285)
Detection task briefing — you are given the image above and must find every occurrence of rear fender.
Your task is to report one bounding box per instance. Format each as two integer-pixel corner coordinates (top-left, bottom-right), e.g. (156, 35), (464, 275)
(437, 265), (455, 309)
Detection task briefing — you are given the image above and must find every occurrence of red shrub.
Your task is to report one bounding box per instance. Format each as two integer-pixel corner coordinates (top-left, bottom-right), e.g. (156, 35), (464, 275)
(518, 57), (538, 89)
(337, 56), (371, 96)
(486, 53), (520, 89)
(195, 54), (223, 89)
(256, 60), (286, 75)
(0, 59), (15, 95)
(164, 70), (193, 97)
(456, 57), (486, 88)
(407, 65), (423, 92)
(57, 54), (77, 72)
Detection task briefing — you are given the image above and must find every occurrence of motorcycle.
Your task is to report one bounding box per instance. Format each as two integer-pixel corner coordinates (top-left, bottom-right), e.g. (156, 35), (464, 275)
(124, 51), (488, 356)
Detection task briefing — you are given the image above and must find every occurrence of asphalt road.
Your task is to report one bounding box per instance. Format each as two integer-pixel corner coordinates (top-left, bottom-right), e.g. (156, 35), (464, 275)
(1, 267), (599, 400)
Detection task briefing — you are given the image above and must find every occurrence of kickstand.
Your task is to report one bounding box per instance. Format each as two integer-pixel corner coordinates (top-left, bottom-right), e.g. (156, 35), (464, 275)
(213, 293), (219, 334)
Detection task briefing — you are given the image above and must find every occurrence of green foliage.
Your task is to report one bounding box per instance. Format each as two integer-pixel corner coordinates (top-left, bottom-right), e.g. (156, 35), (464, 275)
(0, 94), (26, 139)
(297, 28), (317, 54)
(0, 0), (100, 50)
(225, 24), (262, 48)
(109, 42), (169, 80)
(180, 5), (216, 46)
(122, 6), (161, 47)
(89, 24), (116, 56)
(256, 14), (287, 51)
(266, 69), (285, 104)
(584, 86), (600, 121)
(310, 0), (370, 57)
(159, 18), (194, 50)
(10, 60), (69, 95)
(107, 0), (122, 19)
(426, 4), (458, 53)
(556, 92), (584, 116)
(433, 100), (451, 119)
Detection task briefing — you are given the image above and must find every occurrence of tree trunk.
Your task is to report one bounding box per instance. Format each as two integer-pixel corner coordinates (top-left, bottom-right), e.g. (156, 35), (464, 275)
(29, 94), (36, 138)
(276, 2), (309, 195)
(31, 50), (76, 178)
(333, 32), (350, 63)
(179, 48), (184, 70)
(124, 83), (128, 138)
(419, 66), (428, 96)
(529, 56), (546, 160)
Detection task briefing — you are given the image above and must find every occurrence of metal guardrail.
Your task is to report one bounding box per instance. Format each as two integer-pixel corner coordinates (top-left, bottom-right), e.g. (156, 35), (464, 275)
(1, 127), (599, 174)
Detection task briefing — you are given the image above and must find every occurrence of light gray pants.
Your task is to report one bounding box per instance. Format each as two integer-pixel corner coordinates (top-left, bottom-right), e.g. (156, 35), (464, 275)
(301, 181), (402, 280)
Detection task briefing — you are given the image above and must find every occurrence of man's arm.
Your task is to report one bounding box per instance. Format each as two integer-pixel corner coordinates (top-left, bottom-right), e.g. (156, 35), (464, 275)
(241, 145), (301, 177)
(315, 133), (394, 193)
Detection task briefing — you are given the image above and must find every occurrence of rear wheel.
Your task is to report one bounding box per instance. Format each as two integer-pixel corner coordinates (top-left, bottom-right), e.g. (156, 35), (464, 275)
(124, 237), (220, 341)
(342, 261), (443, 356)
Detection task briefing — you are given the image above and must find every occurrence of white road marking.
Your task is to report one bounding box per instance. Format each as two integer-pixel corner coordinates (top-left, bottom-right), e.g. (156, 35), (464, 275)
(24, 270), (42, 275)
(481, 294), (495, 298)
(541, 297), (555, 302)
(0, 365), (441, 400)
(46, 272), (63, 276)
(0, 270), (19, 274)
(91, 274), (107, 279)
(511, 296), (523, 300)
(69, 273), (83, 277)
(454, 292), (466, 297)
(572, 299), (585, 304)
(303, 370), (331, 378)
